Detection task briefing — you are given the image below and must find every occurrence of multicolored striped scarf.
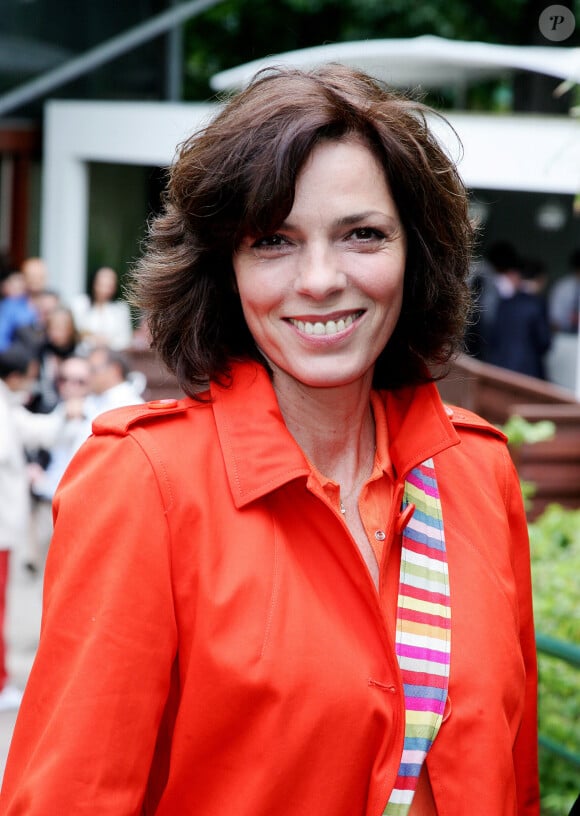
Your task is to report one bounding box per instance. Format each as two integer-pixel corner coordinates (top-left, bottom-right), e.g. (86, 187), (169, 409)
(383, 457), (451, 815)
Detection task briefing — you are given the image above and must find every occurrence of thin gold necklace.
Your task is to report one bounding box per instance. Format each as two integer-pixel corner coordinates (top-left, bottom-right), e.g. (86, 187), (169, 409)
(339, 446), (376, 516)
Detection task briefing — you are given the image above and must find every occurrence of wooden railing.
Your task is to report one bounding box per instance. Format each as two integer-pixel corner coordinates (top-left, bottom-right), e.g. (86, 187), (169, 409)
(436, 354), (578, 425)
(437, 355), (580, 519)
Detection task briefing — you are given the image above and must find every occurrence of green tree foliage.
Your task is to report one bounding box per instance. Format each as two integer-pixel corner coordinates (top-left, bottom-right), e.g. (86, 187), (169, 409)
(503, 416), (580, 810)
(182, 0), (531, 99)
(502, 414), (556, 447)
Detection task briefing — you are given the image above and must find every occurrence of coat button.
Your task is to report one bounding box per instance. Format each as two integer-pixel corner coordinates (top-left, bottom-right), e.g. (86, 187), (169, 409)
(375, 530), (386, 541)
(444, 405), (454, 418)
(148, 399), (178, 409)
(396, 503), (416, 534)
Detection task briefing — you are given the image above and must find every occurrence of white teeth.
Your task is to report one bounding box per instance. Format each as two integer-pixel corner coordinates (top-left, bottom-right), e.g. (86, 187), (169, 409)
(290, 313), (360, 336)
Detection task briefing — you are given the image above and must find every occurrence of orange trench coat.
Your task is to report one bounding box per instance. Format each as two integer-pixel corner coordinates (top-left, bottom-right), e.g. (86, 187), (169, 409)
(0, 361), (539, 816)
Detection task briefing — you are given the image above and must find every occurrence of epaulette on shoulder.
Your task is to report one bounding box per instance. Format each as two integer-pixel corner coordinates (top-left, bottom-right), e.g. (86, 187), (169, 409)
(92, 398), (189, 436)
(444, 404), (507, 442)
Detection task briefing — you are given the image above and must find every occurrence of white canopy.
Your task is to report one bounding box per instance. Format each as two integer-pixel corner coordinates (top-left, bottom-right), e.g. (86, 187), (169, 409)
(210, 35), (580, 92)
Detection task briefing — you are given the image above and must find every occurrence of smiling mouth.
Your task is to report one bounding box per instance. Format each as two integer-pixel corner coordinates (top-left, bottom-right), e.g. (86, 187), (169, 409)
(287, 311), (364, 336)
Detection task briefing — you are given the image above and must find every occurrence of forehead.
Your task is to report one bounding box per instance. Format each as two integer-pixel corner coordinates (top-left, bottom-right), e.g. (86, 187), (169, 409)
(38, 292), (59, 309)
(95, 268), (116, 283)
(22, 259), (46, 279)
(49, 310), (73, 328)
(290, 138), (395, 213)
(2, 272), (25, 290)
(89, 349), (108, 367)
(61, 357), (89, 376)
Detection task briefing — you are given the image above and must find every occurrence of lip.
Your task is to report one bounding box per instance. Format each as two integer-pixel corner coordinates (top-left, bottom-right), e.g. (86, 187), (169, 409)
(287, 309), (363, 322)
(285, 309), (365, 339)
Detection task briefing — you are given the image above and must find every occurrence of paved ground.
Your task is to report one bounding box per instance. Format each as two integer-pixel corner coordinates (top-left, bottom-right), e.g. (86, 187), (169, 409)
(0, 559), (43, 783)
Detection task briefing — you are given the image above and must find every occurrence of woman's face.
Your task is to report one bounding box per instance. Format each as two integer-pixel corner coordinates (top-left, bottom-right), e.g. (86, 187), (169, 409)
(93, 268), (118, 303)
(233, 137), (406, 393)
(47, 311), (75, 348)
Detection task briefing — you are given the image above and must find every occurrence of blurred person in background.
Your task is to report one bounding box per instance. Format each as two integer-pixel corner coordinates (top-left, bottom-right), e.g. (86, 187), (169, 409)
(12, 289), (61, 359)
(0, 345), (34, 710)
(2, 342), (86, 574)
(84, 345), (144, 416)
(465, 240), (521, 361)
(71, 266), (134, 351)
(0, 257), (51, 354)
(486, 256), (552, 380)
(0, 270), (38, 353)
(20, 257), (48, 305)
(25, 355), (91, 574)
(28, 305), (80, 415)
(64, 346), (145, 455)
(23, 346), (145, 546)
(548, 248), (580, 334)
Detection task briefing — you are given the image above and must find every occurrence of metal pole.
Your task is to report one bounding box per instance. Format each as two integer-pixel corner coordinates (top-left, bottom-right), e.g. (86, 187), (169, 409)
(166, 0), (184, 101)
(0, 0), (223, 117)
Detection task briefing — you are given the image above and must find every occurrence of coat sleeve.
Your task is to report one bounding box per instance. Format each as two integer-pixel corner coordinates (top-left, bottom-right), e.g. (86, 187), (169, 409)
(504, 449), (540, 815)
(0, 430), (178, 815)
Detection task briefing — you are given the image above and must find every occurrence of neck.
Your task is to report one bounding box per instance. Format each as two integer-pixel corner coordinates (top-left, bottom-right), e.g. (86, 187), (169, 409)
(272, 368), (376, 488)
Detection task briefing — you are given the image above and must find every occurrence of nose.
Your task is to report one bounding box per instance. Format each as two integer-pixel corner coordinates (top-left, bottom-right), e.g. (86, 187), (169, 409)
(294, 245), (346, 299)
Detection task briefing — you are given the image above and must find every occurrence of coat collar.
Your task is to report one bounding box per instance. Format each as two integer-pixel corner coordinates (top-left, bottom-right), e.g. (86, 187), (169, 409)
(210, 361), (460, 508)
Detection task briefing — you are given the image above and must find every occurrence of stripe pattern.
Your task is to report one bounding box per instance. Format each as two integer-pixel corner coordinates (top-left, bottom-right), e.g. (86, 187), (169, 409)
(383, 458), (451, 815)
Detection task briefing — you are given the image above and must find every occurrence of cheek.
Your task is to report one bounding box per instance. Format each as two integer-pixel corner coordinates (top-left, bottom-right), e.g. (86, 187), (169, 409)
(232, 261), (253, 310)
(236, 281), (262, 323)
(235, 267), (278, 322)
(368, 266), (405, 310)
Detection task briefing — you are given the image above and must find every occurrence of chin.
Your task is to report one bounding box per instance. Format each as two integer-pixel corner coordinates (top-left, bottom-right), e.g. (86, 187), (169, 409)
(277, 362), (372, 391)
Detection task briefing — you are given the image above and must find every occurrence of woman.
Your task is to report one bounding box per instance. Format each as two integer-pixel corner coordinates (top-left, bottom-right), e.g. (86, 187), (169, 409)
(28, 304), (80, 413)
(0, 65), (539, 815)
(71, 265), (134, 350)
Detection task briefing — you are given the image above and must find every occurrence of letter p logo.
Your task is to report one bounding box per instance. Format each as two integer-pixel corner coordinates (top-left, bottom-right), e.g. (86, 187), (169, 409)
(539, 5), (576, 40)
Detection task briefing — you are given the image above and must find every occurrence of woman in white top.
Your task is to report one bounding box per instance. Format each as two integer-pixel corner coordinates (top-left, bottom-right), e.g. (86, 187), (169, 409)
(71, 267), (133, 351)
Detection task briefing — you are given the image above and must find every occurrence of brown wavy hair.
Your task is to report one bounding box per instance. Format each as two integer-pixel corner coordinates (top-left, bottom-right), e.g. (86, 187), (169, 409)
(130, 64), (474, 396)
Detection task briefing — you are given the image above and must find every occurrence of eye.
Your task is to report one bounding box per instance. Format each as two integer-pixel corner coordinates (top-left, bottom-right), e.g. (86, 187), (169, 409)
(250, 233), (289, 248)
(350, 227), (386, 241)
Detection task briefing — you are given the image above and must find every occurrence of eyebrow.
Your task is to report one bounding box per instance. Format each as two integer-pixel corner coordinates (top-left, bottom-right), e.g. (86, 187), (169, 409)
(280, 211), (399, 231)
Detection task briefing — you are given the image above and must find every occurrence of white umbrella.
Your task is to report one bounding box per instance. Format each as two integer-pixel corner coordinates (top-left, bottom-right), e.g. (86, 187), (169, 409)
(210, 34), (580, 92)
